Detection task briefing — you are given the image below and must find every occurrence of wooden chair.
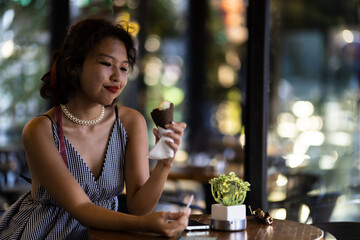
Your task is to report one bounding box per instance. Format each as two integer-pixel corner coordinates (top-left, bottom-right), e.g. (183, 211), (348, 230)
(312, 222), (360, 240)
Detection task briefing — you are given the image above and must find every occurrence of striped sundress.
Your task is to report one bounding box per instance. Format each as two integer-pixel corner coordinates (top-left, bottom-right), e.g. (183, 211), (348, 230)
(0, 107), (127, 239)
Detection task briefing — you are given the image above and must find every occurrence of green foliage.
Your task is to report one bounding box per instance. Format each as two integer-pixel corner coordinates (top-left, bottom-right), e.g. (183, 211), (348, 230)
(147, 0), (179, 37)
(0, 0), (49, 143)
(209, 172), (250, 206)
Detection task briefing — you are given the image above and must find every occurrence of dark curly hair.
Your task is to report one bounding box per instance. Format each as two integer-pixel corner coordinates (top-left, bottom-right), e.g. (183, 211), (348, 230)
(40, 18), (137, 105)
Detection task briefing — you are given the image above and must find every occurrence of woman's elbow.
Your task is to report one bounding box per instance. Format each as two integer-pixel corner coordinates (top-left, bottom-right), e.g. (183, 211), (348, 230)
(127, 205), (154, 216)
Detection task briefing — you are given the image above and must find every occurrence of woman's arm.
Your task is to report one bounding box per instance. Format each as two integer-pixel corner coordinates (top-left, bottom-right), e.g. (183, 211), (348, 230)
(22, 114), (188, 236)
(119, 106), (186, 215)
(23, 116), (134, 230)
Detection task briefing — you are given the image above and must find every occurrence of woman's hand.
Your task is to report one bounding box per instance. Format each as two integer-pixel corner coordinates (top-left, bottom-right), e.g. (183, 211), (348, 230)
(141, 209), (190, 237)
(152, 121), (187, 166)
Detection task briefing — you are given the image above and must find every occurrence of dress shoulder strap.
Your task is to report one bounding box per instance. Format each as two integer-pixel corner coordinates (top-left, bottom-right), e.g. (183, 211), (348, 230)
(55, 105), (68, 167)
(38, 114), (56, 125)
(114, 105), (119, 119)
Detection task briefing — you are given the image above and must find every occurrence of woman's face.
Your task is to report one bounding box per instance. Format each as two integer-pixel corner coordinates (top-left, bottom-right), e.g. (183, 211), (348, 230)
(77, 37), (129, 106)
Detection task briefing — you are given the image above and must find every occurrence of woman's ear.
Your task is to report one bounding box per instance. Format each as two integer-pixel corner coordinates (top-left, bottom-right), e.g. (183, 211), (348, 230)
(65, 56), (80, 76)
(69, 67), (79, 76)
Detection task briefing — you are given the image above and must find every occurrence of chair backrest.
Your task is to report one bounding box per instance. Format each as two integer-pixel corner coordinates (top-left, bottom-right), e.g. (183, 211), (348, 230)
(306, 192), (341, 223)
(312, 222), (360, 240)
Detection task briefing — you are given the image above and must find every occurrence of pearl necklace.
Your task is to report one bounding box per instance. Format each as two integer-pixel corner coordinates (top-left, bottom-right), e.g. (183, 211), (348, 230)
(60, 104), (105, 126)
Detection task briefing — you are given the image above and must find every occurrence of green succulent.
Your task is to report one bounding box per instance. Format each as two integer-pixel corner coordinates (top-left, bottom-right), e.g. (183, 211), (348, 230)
(209, 172), (250, 206)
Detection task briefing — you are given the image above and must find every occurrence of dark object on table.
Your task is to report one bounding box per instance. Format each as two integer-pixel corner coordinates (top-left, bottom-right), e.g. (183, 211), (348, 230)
(249, 206), (273, 225)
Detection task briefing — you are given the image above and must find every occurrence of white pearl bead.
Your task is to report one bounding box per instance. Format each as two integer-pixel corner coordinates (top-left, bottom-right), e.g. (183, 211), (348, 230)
(60, 104), (105, 126)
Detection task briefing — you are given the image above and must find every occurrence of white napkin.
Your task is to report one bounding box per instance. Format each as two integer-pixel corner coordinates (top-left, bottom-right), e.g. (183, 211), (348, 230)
(148, 127), (174, 160)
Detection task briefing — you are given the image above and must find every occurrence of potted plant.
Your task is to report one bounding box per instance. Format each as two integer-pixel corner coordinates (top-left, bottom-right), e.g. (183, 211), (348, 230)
(209, 172), (250, 231)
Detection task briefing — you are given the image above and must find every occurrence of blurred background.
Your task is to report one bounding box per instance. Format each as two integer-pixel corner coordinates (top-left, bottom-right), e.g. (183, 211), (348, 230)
(0, 0), (360, 225)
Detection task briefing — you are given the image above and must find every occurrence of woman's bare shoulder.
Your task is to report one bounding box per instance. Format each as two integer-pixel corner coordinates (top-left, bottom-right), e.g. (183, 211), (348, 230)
(22, 109), (55, 142)
(116, 105), (147, 133)
(116, 105), (145, 123)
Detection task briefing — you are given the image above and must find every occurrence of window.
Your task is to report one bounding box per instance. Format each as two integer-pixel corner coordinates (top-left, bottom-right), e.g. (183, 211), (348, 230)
(0, 0), (49, 208)
(268, 0), (360, 223)
(0, 0), (49, 146)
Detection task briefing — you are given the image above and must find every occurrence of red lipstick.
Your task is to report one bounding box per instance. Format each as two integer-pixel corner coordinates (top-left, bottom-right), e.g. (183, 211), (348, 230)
(105, 86), (119, 93)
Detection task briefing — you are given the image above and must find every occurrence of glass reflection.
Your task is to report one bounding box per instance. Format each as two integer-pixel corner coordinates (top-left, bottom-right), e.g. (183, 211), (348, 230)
(269, 0), (360, 222)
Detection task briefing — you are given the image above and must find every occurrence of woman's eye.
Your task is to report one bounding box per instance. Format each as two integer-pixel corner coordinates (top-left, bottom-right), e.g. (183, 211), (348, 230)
(100, 62), (111, 67)
(120, 67), (128, 72)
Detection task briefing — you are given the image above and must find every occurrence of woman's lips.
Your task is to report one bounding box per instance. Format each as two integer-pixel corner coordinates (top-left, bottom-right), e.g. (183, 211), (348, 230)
(105, 86), (119, 93)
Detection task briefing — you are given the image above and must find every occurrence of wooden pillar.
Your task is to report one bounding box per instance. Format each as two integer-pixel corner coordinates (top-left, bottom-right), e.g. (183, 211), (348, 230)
(244, 0), (270, 211)
(50, 0), (69, 54)
(46, 0), (69, 109)
(186, 0), (208, 153)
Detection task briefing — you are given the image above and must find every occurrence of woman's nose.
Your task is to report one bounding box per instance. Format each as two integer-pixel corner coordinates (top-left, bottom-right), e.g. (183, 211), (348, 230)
(111, 68), (120, 82)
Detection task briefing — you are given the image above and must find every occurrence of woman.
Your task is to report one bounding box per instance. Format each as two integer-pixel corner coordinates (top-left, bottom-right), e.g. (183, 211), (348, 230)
(0, 18), (189, 239)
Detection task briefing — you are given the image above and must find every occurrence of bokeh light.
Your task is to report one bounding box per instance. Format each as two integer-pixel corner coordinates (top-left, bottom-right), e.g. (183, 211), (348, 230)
(297, 131), (325, 146)
(277, 122), (298, 138)
(214, 101), (241, 135)
(145, 34), (161, 52)
(285, 154), (310, 168)
(276, 174), (288, 187)
(319, 152), (338, 170)
(113, 0), (127, 7)
(270, 208), (286, 220)
(276, 112), (298, 138)
(342, 29), (354, 43)
(144, 57), (163, 86)
(1, 40), (15, 58)
(299, 204), (310, 223)
(292, 101), (314, 117)
(296, 116), (323, 132)
(326, 132), (352, 147)
(3, 9), (15, 30)
(163, 87), (184, 106)
(175, 149), (188, 163)
(161, 64), (180, 86)
(218, 64), (237, 88)
(225, 50), (241, 70)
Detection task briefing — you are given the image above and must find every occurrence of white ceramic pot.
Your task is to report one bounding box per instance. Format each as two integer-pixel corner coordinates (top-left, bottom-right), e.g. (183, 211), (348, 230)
(210, 204), (247, 231)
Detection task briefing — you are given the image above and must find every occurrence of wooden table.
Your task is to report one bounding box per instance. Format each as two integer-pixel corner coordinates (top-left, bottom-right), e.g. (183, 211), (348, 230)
(89, 214), (324, 240)
(167, 163), (244, 183)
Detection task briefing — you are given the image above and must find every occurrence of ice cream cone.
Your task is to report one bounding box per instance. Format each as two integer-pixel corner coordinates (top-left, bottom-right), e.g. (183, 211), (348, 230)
(151, 101), (174, 129)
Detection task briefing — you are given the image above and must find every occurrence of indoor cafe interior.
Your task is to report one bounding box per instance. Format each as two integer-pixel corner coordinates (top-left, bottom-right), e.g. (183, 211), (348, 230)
(1, 0), (360, 239)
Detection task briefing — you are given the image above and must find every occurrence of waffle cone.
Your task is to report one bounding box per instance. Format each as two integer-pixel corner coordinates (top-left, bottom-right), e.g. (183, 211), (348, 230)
(151, 103), (174, 129)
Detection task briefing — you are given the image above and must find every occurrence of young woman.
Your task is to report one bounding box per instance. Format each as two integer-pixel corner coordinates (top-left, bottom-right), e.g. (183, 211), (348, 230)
(0, 18), (189, 239)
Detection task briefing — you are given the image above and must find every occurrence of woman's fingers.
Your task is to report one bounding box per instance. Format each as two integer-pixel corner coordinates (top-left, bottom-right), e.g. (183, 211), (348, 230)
(165, 122), (186, 136)
(168, 209), (190, 221)
(163, 122), (186, 147)
(164, 131), (182, 144)
(145, 210), (190, 237)
(165, 211), (190, 237)
(165, 140), (179, 153)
